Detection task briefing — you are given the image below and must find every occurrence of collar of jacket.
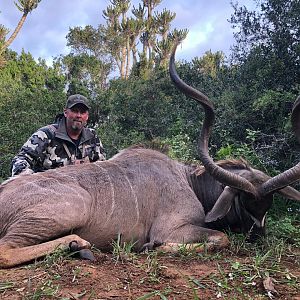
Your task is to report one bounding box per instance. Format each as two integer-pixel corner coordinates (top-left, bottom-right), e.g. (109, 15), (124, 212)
(54, 117), (94, 145)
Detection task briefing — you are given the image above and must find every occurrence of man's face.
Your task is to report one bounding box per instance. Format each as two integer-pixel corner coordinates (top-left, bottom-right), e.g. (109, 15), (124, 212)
(64, 104), (89, 132)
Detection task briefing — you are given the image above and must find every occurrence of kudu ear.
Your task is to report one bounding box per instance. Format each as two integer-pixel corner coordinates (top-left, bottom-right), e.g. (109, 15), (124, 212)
(277, 186), (300, 201)
(205, 186), (238, 223)
(255, 168), (300, 201)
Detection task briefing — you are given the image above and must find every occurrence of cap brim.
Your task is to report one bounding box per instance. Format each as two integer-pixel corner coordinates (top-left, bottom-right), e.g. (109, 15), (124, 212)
(68, 102), (90, 109)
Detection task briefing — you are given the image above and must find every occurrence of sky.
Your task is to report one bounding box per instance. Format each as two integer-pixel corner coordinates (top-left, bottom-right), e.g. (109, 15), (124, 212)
(0, 0), (257, 65)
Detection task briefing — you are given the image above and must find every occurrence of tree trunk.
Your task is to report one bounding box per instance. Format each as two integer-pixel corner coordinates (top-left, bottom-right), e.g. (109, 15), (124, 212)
(1, 13), (28, 52)
(125, 38), (131, 79)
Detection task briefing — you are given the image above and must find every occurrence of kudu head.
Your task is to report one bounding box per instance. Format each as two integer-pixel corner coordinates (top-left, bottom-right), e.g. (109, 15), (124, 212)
(169, 42), (300, 239)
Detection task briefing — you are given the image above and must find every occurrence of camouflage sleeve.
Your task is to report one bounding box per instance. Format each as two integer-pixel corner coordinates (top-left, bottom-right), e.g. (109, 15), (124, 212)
(11, 127), (54, 176)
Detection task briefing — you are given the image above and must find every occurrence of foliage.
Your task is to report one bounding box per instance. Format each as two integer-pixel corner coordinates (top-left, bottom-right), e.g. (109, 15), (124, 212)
(163, 133), (195, 162)
(92, 59), (227, 161)
(0, 50), (66, 180)
(268, 215), (300, 246)
(95, 71), (174, 157)
(230, 0), (300, 91)
(216, 0), (300, 176)
(64, 24), (113, 90)
(192, 50), (225, 79)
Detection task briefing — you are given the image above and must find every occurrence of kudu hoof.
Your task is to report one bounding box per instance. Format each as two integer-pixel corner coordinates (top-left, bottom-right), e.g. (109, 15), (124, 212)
(69, 240), (82, 252)
(78, 249), (96, 261)
(139, 241), (162, 252)
(69, 241), (96, 261)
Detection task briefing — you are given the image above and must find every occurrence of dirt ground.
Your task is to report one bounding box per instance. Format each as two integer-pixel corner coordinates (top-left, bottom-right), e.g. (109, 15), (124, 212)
(0, 247), (299, 300)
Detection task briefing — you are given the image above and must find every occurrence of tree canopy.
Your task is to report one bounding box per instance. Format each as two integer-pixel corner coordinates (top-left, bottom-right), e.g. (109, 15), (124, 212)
(0, 0), (300, 197)
(65, 0), (188, 81)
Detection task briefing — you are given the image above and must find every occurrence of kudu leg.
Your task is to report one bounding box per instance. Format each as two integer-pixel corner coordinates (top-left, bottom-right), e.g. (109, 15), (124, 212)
(155, 225), (229, 253)
(0, 234), (91, 268)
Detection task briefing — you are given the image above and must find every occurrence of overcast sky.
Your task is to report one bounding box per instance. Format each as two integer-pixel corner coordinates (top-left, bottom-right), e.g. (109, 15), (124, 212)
(0, 0), (257, 65)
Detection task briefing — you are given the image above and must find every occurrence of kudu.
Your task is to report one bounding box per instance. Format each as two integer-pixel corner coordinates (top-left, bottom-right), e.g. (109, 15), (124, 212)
(1, 44), (300, 268)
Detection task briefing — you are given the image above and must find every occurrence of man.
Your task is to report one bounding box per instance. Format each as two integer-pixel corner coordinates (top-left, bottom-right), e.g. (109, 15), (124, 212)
(11, 94), (105, 176)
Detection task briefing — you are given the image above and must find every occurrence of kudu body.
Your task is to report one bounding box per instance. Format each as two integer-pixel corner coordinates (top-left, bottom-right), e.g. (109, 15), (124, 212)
(1, 44), (300, 268)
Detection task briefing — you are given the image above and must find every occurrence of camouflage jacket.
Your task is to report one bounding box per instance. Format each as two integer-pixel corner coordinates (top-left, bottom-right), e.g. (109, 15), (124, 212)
(11, 117), (105, 176)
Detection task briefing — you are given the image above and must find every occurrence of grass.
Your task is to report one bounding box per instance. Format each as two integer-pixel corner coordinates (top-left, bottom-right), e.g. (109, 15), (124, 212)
(140, 251), (168, 284)
(0, 216), (298, 299)
(0, 281), (15, 291)
(135, 220), (299, 298)
(2, 243), (298, 299)
(24, 279), (60, 300)
(27, 246), (73, 270)
(111, 233), (138, 263)
(136, 287), (172, 300)
(202, 229), (300, 299)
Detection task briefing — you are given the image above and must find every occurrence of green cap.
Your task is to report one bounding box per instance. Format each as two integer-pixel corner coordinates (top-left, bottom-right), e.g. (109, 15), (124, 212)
(66, 94), (90, 110)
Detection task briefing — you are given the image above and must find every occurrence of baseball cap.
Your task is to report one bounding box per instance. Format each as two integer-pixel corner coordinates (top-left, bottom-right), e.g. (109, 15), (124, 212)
(65, 94), (90, 110)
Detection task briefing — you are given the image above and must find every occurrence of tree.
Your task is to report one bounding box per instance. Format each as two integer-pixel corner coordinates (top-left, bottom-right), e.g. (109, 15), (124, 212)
(205, 0), (300, 174)
(64, 0), (188, 79)
(228, 0), (300, 137)
(136, 0), (188, 76)
(230, 0), (300, 90)
(0, 24), (9, 66)
(139, 0), (162, 70)
(192, 50), (225, 78)
(101, 0), (187, 78)
(102, 0), (132, 78)
(64, 25), (113, 91)
(0, 0), (41, 56)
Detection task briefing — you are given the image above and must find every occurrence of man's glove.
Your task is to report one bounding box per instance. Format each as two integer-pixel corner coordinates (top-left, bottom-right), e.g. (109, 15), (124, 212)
(11, 161), (31, 176)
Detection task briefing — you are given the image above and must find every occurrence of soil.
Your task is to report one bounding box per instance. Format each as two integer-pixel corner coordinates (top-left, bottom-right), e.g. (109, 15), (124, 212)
(0, 248), (299, 300)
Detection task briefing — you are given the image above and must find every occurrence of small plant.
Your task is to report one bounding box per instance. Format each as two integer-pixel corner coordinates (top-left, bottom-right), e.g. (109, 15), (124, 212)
(31, 246), (72, 269)
(139, 251), (168, 284)
(144, 251), (162, 283)
(227, 232), (249, 255)
(71, 266), (91, 283)
(0, 281), (15, 291)
(177, 242), (205, 257)
(267, 216), (300, 247)
(111, 233), (137, 263)
(71, 266), (81, 283)
(186, 276), (208, 300)
(136, 287), (172, 300)
(25, 279), (60, 300)
(207, 247), (300, 299)
(170, 241), (223, 262)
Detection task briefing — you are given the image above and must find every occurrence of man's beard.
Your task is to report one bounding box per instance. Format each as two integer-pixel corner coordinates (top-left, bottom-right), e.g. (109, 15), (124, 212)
(70, 120), (86, 131)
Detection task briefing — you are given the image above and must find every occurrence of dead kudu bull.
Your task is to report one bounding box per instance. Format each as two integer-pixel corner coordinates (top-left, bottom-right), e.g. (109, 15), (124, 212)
(1, 45), (300, 268)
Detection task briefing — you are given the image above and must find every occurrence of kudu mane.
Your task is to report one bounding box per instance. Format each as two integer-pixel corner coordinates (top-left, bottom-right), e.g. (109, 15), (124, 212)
(192, 158), (251, 176)
(126, 143), (170, 154)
